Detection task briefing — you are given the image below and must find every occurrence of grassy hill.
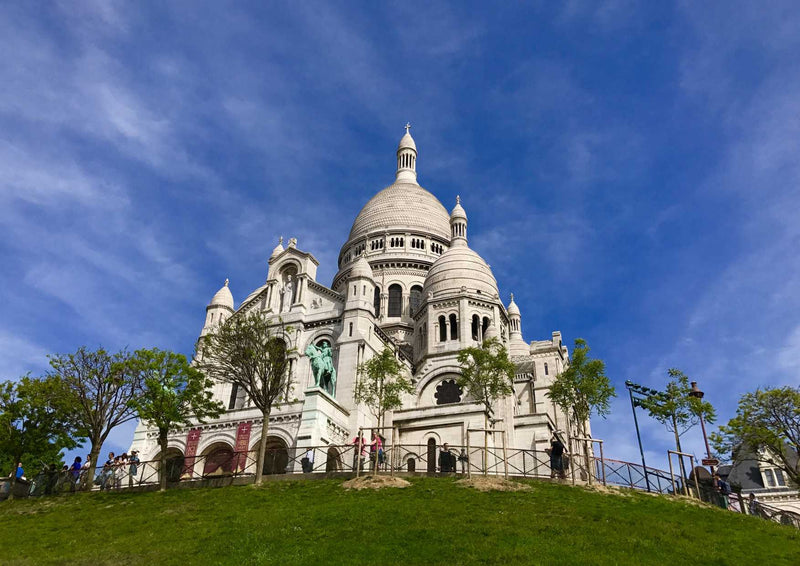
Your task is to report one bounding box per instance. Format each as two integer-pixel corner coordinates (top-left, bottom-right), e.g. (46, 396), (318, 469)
(0, 477), (798, 565)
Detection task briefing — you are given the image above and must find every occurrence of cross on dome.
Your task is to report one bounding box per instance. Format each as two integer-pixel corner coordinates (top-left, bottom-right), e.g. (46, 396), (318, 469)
(224, 278), (229, 287)
(405, 122), (411, 133)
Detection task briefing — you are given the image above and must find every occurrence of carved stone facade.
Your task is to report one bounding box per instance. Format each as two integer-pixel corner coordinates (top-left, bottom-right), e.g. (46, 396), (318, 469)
(129, 127), (583, 473)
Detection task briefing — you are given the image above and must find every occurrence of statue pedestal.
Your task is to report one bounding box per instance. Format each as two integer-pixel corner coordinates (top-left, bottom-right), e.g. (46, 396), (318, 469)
(294, 388), (351, 473)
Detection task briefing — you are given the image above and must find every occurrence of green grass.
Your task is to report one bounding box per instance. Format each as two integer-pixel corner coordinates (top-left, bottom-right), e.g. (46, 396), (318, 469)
(0, 478), (798, 565)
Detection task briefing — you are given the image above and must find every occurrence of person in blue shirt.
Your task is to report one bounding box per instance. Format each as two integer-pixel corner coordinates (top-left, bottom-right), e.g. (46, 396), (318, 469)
(15, 463), (24, 480)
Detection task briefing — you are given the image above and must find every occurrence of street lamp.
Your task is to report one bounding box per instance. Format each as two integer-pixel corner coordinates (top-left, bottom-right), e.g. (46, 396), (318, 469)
(688, 380), (715, 474)
(625, 380), (651, 492)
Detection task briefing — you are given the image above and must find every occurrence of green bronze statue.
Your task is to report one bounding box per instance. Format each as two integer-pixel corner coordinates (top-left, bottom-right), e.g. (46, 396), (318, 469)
(305, 341), (337, 396)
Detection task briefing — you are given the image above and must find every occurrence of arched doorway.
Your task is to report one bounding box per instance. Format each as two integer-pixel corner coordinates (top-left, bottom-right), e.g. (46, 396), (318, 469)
(261, 436), (289, 475)
(407, 458), (416, 473)
(156, 448), (185, 483)
(325, 447), (342, 472)
(427, 439), (436, 473)
(202, 443), (235, 476)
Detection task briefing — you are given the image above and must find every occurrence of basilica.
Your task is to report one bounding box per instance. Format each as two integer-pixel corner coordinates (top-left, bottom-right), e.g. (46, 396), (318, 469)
(129, 127), (579, 476)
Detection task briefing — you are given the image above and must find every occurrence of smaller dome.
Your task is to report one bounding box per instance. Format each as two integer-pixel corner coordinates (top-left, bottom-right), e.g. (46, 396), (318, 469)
(424, 245), (499, 298)
(270, 236), (284, 259)
(210, 279), (234, 309)
(507, 293), (520, 316)
(450, 195), (467, 221)
(484, 323), (499, 341)
(349, 256), (373, 280)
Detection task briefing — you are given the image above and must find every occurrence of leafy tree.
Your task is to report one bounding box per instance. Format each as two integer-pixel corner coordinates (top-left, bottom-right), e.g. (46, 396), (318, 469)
(711, 386), (800, 486)
(128, 349), (224, 491)
(48, 347), (144, 489)
(0, 376), (78, 499)
(457, 338), (516, 473)
(548, 339), (616, 437)
(355, 347), (414, 472)
(548, 338), (615, 481)
(200, 312), (293, 483)
(639, 368), (715, 481)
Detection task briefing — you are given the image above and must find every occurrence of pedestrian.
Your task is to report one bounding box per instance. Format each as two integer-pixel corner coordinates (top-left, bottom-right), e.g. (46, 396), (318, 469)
(69, 457), (82, 492)
(128, 451), (140, 487)
(14, 462), (24, 481)
(438, 443), (455, 473)
(351, 435), (367, 472)
(748, 493), (759, 516)
(369, 432), (383, 472)
(99, 452), (115, 491)
(548, 434), (567, 479)
(301, 448), (314, 473)
(713, 473), (731, 509)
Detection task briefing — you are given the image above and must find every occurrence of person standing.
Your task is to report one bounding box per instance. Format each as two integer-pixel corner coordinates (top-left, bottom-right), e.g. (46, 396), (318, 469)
(99, 452), (115, 491)
(748, 493), (759, 516)
(69, 457), (82, 492)
(548, 435), (566, 479)
(128, 451), (140, 488)
(458, 449), (469, 474)
(439, 443), (455, 474)
(714, 473), (731, 509)
(351, 435), (367, 472)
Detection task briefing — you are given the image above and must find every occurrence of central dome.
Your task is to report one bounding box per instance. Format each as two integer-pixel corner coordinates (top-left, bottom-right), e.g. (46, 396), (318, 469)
(348, 181), (451, 241)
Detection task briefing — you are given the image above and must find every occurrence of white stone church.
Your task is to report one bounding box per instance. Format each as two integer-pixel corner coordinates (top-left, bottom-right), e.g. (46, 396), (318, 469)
(129, 127), (581, 476)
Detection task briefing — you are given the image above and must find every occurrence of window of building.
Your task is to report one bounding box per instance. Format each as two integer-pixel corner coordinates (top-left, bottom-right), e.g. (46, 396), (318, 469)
(438, 315), (447, 342)
(373, 286), (381, 317)
(483, 317), (490, 337)
(449, 314), (458, 340)
(471, 315), (479, 341)
(544, 362), (549, 375)
(409, 285), (423, 314)
(435, 379), (463, 405)
(388, 284), (402, 317)
(775, 469), (786, 486)
(763, 469), (776, 487)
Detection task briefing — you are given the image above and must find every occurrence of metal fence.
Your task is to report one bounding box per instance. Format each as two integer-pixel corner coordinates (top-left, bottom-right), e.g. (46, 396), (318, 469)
(1, 443), (797, 530)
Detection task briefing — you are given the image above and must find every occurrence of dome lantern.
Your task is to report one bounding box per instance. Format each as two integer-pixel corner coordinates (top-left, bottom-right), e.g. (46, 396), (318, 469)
(396, 123), (418, 183)
(450, 195), (468, 246)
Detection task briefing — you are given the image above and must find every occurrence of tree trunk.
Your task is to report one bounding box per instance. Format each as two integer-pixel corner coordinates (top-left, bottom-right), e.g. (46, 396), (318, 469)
(484, 412), (488, 476)
(82, 441), (102, 491)
(255, 409), (271, 484)
(581, 421), (591, 485)
(7, 453), (21, 501)
(159, 431), (168, 492)
(672, 413), (688, 494)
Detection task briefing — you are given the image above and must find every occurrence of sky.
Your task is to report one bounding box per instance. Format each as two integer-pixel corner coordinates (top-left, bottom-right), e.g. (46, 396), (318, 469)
(2, 1), (799, 472)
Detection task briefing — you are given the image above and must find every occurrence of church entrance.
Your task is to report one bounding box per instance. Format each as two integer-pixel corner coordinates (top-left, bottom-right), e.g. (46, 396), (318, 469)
(202, 443), (235, 476)
(325, 447), (342, 472)
(262, 437), (289, 475)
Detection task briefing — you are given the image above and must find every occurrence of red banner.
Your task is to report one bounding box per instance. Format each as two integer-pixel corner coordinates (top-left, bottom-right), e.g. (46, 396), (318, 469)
(182, 428), (202, 476)
(234, 422), (252, 472)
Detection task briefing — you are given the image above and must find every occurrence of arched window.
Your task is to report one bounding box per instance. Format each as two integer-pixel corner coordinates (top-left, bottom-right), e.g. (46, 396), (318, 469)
(409, 285), (423, 314)
(471, 315), (479, 341)
(449, 314), (458, 340)
(438, 315), (447, 342)
(544, 362), (549, 375)
(373, 286), (381, 317)
(482, 317), (490, 338)
(388, 284), (402, 317)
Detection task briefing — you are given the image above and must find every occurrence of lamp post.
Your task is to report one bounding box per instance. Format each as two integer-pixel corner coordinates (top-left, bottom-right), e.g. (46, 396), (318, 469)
(625, 380), (651, 492)
(688, 380), (714, 474)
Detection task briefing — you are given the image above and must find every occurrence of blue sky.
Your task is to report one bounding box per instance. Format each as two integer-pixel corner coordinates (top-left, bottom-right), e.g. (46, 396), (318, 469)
(2, 1), (799, 471)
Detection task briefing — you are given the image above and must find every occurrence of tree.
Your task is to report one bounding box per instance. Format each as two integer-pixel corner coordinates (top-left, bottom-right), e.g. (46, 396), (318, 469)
(128, 349), (224, 491)
(548, 338), (615, 481)
(354, 347), (414, 473)
(48, 347), (144, 489)
(200, 311), (293, 484)
(639, 368), (715, 482)
(457, 338), (516, 473)
(0, 376), (78, 499)
(711, 386), (800, 486)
